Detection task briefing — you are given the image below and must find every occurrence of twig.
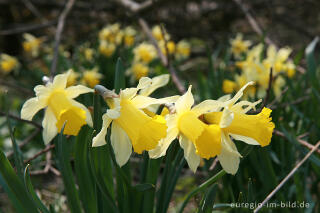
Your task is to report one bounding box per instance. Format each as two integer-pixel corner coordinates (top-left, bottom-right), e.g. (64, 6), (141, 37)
(21, 0), (47, 21)
(0, 20), (57, 36)
(232, 0), (274, 45)
(273, 129), (320, 155)
(254, 140), (320, 213)
(138, 18), (186, 94)
(50, 0), (75, 79)
(138, 18), (168, 66)
(267, 86), (288, 108)
(0, 111), (42, 129)
(261, 68), (273, 109)
(269, 95), (310, 110)
(6, 129), (40, 158)
(24, 144), (55, 164)
(0, 79), (34, 96)
(116, 0), (153, 13)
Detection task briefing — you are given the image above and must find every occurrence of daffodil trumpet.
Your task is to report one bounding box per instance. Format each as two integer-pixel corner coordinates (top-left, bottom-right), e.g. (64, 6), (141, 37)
(21, 71), (93, 144)
(92, 74), (179, 167)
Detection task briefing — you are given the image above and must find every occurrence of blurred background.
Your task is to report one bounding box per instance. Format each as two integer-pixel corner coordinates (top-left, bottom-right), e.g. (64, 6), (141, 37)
(0, 0), (320, 212)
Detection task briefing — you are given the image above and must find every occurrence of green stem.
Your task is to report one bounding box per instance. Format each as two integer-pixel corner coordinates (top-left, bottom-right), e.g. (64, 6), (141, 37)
(178, 170), (227, 213)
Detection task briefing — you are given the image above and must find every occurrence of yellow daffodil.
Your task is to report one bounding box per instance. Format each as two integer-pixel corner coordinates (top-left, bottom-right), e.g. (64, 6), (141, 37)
(175, 40), (191, 60)
(0, 54), (19, 74)
(22, 33), (43, 57)
(21, 72), (93, 144)
(285, 62), (296, 78)
(93, 75), (179, 166)
(99, 23), (121, 43)
(159, 40), (176, 55)
(204, 82), (275, 174)
(84, 48), (94, 61)
(128, 62), (149, 80)
(149, 86), (225, 172)
(133, 43), (157, 64)
(223, 79), (236, 93)
(82, 67), (103, 88)
(152, 25), (170, 41)
(99, 41), (116, 57)
(230, 34), (252, 58)
(123, 26), (136, 47)
(263, 45), (292, 74)
(66, 69), (79, 87)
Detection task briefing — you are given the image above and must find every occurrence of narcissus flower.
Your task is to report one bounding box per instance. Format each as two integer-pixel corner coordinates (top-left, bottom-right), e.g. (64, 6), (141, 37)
(149, 86), (224, 172)
(223, 79), (236, 94)
(152, 25), (170, 41)
(21, 72), (93, 144)
(82, 67), (103, 88)
(93, 75), (179, 166)
(0, 54), (19, 74)
(133, 43), (157, 64)
(99, 41), (116, 57)
(66, 69), (79, 87)
(128, 62), (149, 80)
(175, 40), (191, 60)
(204, 82), (275, 174)
(230, 34), (252, 58)
(22, 33), (43, 57)
(123, 26), (136, 47)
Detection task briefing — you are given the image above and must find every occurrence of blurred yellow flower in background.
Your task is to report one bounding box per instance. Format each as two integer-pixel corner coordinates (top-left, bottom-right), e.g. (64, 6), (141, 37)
(84, 48), (94, 61)
(230, 34), (252, 58)
(175, 40), (191, 60)
(66, 69), (80, 87)
(21, 72), (93, 144)
(159, 40), (176, 55)
(152, 25), (170, 41)
(222, 79), (236, 93)
(124, 26), (136, 47)
(128, 62), (149, 80)
(133, 42), (157, 64)
(22, 33), (43, 57)
(99, 41), (116, 57)
(0, 54), (19, 74)
(82, 67), (103, 88)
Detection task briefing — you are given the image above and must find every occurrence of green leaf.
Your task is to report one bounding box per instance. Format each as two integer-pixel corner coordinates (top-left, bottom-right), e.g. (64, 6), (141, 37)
(74, 126), (98, 213)
(55, 125), (82, 213)
(114, 57), (125, 93)
(198, 184), (217, 213)
(0, 150), (39, 213)
(24, 165), (50, 213)
(133, 183), (155, 192)
(305, 37), (319, 85)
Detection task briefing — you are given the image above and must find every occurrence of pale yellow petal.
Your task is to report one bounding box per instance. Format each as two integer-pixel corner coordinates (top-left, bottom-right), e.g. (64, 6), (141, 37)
(179, 134), (200, 173)
(219, 107), (234, 128)
(70, 100), (93, 127)
(139, 74), (170, 96)
(131, 95), (179, 109)
(42, 108), (58, 144)
(175, 86), (194, 114)
(137, 77), (152, 89)
(120, 88), (138, 100)
(21, 97), (46, 121)
(217, 133), (241, 175)
(149, 115), (179, 158)
(92, 114), (112, 147)
(230, 134), (260, 145)
(110, 122), (132, 167)
(226, 81), (255, 106)
(191, 100), (225, 117)
(65, 85), (93, 99)
(52, 72), (69, 90)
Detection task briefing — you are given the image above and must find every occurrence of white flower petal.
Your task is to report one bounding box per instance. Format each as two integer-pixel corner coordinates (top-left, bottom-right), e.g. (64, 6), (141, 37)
(179, 134), (200, 173)
(230, 134), (260, 145)
(191, 100), (225, 116)
(120, 88), (138, 100)
(149, 115), (179, 158)
(226, 81), (255, 106)
(52, 72), (69, 90)
(131, 95), (179, 109)
(139, 74), (170, 96)
(70, 100), (93, 127)
(219, 107), (234, 128)
(65, 85), (93, 99)
(110, 122), (132, 167)
(92, 113), (112, 147)
(21, 97), (46, 121)
(137, 77), (152, 89)
(42, 108), (58, 144)
(175, 86), (194, 114)
(217, 133), (241, 175)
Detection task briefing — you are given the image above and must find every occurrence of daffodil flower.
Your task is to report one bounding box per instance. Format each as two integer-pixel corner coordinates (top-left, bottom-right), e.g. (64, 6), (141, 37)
(204, 82), (275, 174)
(92, 75), (179, 166)
(21, 72), (93, 144)
(149, 86), (225, 172)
